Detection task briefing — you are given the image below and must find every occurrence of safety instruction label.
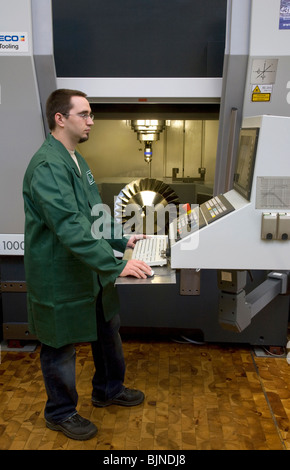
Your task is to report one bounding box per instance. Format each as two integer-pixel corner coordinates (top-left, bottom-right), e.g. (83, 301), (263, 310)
(251, 84), (272, 102)
(279, 0), (290, 29)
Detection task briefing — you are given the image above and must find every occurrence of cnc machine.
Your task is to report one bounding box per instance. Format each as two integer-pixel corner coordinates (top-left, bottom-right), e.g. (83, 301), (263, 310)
(0, 0), (289, 347)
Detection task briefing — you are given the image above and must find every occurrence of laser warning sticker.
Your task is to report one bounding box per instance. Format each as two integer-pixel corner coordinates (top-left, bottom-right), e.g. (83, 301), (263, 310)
(251, 84), (272, 102)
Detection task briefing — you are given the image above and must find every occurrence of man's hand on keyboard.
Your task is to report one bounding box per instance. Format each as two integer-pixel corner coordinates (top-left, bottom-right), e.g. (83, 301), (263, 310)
(119, 259), (151, 279)
(126, 234), (147, 249)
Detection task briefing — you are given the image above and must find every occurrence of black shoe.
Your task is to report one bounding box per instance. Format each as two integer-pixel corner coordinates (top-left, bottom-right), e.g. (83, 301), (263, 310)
(92, 387), (145, 408)
(46, 413), (98, 441)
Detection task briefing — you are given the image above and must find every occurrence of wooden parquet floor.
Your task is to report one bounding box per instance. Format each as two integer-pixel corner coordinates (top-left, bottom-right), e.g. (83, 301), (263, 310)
(1, 337), (290, 451)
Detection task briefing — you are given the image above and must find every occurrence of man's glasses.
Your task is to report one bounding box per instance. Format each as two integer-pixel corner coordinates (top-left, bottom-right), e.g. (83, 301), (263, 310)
(63, 113), (95, 121)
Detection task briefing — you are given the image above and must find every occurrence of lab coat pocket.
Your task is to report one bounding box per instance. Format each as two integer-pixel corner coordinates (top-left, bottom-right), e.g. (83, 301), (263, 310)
(53, 257), (94, 302)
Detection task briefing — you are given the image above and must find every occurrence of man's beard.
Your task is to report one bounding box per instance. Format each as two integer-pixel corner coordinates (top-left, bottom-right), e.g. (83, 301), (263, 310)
(79, 135), (89, 144)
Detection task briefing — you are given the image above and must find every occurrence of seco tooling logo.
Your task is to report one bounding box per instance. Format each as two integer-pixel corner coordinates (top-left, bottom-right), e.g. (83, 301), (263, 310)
(0, 32), (29, 53)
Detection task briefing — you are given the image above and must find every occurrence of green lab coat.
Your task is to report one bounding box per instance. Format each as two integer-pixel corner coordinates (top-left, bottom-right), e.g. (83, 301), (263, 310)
(23, 134), (127, 348)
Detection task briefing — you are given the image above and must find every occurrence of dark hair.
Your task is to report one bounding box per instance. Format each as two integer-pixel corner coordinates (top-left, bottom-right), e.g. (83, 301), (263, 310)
(46, 89), (87, 131)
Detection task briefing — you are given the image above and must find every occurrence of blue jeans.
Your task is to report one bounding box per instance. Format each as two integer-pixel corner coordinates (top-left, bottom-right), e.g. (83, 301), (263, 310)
(40, 297), (125, 423)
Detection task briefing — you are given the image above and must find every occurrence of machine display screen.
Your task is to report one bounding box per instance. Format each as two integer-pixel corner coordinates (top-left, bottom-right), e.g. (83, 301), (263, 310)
(233, 128), (259, 201)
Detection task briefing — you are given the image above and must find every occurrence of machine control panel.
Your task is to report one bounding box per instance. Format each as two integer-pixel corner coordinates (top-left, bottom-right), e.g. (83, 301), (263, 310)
(175, 205), (206, 241)
(173, 194), (235, 243)
(200, 194), (235, 224)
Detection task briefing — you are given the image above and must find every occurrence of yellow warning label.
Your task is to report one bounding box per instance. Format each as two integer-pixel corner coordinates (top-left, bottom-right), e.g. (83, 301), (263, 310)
(253, 86), (261, 93)
(252, 93), (271, 102)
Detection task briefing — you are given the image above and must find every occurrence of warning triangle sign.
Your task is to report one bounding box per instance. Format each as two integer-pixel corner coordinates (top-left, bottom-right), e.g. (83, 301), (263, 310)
(253, 86), (260, 93)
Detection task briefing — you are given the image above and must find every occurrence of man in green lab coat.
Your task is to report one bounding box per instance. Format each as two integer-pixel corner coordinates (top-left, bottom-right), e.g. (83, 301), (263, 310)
(23, 89), (151, 440)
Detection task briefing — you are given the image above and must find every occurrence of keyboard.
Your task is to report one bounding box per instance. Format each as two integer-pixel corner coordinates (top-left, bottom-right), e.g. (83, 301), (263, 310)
(131, 236), (168, 266)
